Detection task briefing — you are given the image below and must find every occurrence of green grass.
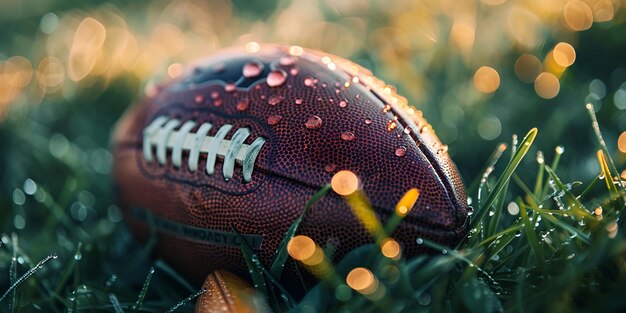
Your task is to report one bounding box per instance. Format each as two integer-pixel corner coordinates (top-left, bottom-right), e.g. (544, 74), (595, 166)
(1, 101), (626, 313)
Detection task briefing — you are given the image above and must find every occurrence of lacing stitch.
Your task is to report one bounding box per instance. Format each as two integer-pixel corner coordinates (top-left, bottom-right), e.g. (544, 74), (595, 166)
(142, 116), (267, 182)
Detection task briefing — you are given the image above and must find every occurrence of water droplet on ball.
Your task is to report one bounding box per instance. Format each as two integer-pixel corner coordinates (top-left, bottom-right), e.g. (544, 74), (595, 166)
(268, 115), (283, 125)
(280, 56), (296, 66)
(225, 83), (236, 93)
(243, 61), (263, 78)
(236, 100), (249, 111)
(395, 146), (407, 157)
(325, 164), (336, 172)
(341, 132), (355, 141)
(267, 69), (287, 87)
(305, 116), (323, 129)
(268, 95), (284, 106)
(304, 77), (315, 87)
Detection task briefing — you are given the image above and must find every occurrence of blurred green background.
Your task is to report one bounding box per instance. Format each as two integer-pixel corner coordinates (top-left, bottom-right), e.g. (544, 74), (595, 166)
(1, 0), (626, 308)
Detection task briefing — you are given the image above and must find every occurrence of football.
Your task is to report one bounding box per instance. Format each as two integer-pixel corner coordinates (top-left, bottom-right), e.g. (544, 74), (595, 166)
(112, 44), (469, 288)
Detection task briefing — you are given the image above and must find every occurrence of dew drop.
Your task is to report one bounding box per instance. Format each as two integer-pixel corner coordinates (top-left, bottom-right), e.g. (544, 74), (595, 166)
(364, 117), (372, 125)
(339, 100), (347, 108)
(442, 249), (448, 255)
(211, 91), (220, 99)
(416, 238), (424, 244)
(341, 131), (355, 141)
(321, 82), (327, 88)
(290, 68), (299, 76)
(267, 69), (287, 87)
(268, 115), (283, 125)
(194, 94), (204, 104)
(295, 98), (303, 105)
(305, 116), (323, 129)
(225, 83), (236, 93)
(214, 99), (223, 107)
(304, 77), (315, 87)
(268, 95), (284, 106)
(280, 56), (296, 66)
(236, 100), (249, 111)
(387, 120), (397, 132)
(404, 127), (412, 135)
(335, 89), (341, 94)
(325, 164), (336, 173)
(383, 104), (392, 113)
(243, 61), (263, 78)
(395, 146), (407, 157)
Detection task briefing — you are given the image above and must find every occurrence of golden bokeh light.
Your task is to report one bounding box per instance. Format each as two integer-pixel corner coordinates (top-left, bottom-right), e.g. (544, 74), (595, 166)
(593, 0), (614, 22)
(552, 42), (576, 67)
(245, 41), (260, 53)
(617, 131), (626, 153)
(507, 7), (542, 49)
(514, 54), (542, 83)
(563, 0), (593, 31)
(167, 63), (183, 78)
(289, 45), (304, 56)
(544, 51), (567, 76)
(150, 23), (185, 57)
(37, 56), (65, 93)
(5, 56), (33, 88)
(346, 267), (377, 294)
(287, 235), (316, 261)
(68, 17), (107, 81)
(381, 238), (401, 259)
(450, 23), (475, 51)
(534, 72), (560, 99)
(331, 170), (359, 196)
(594, 207), (603, 215)
(473, 66), (500, 93)
(395, 188), (419, 216)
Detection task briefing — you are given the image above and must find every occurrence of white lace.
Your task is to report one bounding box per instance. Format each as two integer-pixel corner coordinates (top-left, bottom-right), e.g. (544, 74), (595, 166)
(142, 116), (266, 182)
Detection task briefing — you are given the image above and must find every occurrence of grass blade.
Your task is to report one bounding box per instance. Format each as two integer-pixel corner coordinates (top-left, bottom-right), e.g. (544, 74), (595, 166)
(0, 253), (58, 303)
(270, 184), (331, 279)
(518, 200), (546, 273)
(544, 165), (594, 221)
(132, 267), (155, 311)
(597, 150), (620, 200)
(467, 143), (507, 196)
(232, 226), (269, 297)
(586, 103), (625, 192)
(470, 128), (538, 230)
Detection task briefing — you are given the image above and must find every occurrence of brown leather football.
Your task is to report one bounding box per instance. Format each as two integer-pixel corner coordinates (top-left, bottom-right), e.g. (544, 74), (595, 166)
(112, 44), (468, 288)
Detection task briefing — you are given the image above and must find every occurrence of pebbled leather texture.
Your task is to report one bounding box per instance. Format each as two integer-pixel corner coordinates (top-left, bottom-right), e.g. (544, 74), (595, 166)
(112, 44), (469, 290)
